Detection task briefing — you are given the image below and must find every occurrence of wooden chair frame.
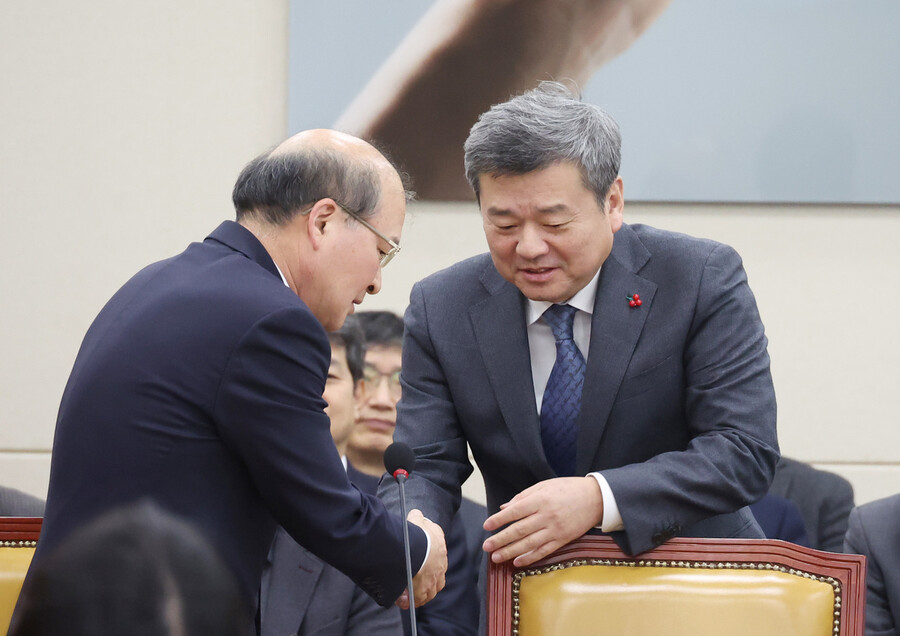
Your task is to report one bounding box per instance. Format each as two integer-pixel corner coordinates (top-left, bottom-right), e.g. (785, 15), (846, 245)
(1, 517), (42, 634)
(0, 517), (42, 546)
(488, 535), (866, 636)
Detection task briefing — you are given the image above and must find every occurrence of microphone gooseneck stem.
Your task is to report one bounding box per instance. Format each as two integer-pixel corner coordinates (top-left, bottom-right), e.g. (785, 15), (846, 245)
(396, 472), (417, 636)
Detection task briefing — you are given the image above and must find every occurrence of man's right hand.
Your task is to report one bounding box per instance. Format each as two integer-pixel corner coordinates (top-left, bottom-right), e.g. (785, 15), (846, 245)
(396, 509), (447, 609)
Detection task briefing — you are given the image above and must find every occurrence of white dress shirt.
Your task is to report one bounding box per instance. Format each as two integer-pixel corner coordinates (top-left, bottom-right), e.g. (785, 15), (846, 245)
(525, 268), (624, 532)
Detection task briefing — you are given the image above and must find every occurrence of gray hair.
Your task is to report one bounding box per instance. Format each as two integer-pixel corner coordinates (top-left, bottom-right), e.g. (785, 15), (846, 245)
(233, 145), (414, 226)
(464, 81), (621, 206)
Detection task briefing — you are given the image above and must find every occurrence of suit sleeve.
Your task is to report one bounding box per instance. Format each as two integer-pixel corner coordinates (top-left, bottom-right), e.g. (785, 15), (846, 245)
(379, 282), (474, 533)
(214, 306), (426, 606)
(602, 243), (779, 554)
(843, 507), (895, 636)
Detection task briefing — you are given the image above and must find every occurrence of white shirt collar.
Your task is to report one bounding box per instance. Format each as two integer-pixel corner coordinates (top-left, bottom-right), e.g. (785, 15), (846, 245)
(274, 262), (289, 287)
(525, 267), (601, 325)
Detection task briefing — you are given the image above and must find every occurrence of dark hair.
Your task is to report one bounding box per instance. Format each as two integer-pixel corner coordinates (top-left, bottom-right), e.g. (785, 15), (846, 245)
(9, 501), (252, 636)
(232, 143), (416, 226)
(464, 81), (622, 206)
(355, 311), (404, 348)
(232, 146), (380, 225)
(327, 315), (365, 384)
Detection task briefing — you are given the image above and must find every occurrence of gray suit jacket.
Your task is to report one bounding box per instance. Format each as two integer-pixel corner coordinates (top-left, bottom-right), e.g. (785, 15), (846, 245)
(770, 456), (855, 552)
(843, 493), (900, 636)
(260, 526), (403, 636)
(384, 223), (778, 556)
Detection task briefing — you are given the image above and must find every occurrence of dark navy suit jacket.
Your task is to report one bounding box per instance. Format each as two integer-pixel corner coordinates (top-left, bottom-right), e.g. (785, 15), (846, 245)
(383, 223), (778, 557)
(26, 221), (426, 622)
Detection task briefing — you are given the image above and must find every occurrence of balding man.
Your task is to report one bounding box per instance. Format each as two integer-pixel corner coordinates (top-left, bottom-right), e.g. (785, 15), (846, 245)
(17, 130), (446, 631)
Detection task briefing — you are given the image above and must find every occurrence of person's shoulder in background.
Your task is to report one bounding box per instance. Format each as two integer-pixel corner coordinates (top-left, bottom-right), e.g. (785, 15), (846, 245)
(749, 493), (809, 546)
(842, 493), (900, 636)
(769, 456), (854, 552)
(0, 486), (45, 517)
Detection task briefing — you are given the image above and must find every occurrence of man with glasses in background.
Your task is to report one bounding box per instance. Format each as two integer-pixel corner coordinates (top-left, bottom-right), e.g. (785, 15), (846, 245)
(261, 315), (405, 636)
(349, 311), (483, 636)
(17, 129), (447, 633)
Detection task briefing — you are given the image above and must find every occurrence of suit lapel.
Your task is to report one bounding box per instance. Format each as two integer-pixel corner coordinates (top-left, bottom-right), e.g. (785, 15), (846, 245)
(469, 265), (554, 482)
(576, 226), (657, 472)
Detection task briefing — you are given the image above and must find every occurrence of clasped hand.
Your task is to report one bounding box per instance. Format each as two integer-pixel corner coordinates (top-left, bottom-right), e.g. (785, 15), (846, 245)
(482, 476), (604, 567)
(396, 509), (447, 609)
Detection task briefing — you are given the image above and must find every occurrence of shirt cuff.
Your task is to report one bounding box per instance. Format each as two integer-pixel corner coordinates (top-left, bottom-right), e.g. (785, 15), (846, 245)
(588, 472), (624, 532)
(416, 527), (432, 574)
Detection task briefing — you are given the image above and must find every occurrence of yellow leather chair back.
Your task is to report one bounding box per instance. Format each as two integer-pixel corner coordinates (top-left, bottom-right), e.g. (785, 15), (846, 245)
(0, 517), (41, 635)
(488, 535), (867, 636)
(0, 545), (36, 634)
(517, 562), (834, 636)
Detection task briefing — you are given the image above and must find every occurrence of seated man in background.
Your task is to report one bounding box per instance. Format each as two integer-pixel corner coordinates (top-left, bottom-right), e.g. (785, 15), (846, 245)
(349, 311), (482, 636)
(261, 316), (402, 636)
(749, 493), (809, 547)
(843, 493), (900, 636)
(770, 456), (855, 552)
(10, 500), (252, 636)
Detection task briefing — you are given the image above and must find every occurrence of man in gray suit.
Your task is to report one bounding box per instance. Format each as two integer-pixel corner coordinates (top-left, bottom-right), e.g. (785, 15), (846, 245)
(260, 316), (403, 636)
(381, 81), (779, 573)
(843, 493), (900, 636)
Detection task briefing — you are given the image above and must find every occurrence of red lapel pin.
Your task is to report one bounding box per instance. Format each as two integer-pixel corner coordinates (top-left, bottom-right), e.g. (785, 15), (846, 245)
(627, 293), (642, 308)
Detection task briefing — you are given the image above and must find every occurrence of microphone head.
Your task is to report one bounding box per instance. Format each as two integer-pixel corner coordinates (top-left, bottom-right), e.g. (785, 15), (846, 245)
(384, 442), (416, 477)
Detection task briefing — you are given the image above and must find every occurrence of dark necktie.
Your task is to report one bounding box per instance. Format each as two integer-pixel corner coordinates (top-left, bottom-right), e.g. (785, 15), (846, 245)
(540, 304), (585, 477)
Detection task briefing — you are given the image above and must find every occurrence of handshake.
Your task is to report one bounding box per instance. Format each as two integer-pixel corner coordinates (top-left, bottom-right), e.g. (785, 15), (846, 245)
(384, 442), (448, 609)
(400, 509), (448, 609)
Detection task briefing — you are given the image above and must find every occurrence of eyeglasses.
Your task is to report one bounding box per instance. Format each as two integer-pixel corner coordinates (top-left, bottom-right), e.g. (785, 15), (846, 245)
(362, 365), (402, 397)
(304, 198), (401, 268)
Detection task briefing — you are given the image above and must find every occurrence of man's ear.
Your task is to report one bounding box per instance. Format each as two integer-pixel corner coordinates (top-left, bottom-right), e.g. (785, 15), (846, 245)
(606, 176), (625, 233)
(305, 199), (341, 250)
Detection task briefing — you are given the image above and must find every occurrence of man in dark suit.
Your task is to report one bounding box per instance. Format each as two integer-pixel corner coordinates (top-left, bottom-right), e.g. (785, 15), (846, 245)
(843, 493), (900, 636)
(261, 317), (402, 636)
(770, 456), (855, 552)
(381, 81), (778, 581)
(21, 130), (447, 629)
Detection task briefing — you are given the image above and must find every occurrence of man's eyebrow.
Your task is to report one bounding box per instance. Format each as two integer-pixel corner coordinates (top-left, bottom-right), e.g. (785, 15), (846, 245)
(484, 203), (569, 217)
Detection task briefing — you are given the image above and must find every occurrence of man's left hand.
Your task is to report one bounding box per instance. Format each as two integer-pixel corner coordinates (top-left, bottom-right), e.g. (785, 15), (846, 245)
(482, 476), (604, 567)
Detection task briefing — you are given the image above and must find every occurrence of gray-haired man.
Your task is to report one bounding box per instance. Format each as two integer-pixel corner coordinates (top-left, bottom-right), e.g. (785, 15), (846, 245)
(382, 82), (778, 585)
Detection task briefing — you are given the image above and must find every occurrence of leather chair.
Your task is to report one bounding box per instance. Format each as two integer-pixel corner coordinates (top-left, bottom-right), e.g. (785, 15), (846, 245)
(0, 517), (41, 634)
(488, 535), (866, 636)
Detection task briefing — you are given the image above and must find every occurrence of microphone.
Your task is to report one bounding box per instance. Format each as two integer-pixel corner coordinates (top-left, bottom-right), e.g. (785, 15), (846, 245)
(384, 442), (418, 636)
(384, 441), (416, 481)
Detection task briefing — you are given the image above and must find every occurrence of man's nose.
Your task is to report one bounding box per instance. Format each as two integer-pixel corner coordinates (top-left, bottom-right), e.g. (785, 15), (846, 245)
(367, 267), (383, 295)
(368, 377), (396, 407)
(515, 225), (549, 259)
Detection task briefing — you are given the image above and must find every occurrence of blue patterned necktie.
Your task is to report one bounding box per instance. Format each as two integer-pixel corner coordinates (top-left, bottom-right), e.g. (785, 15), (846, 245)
(540, 304), (585, 477)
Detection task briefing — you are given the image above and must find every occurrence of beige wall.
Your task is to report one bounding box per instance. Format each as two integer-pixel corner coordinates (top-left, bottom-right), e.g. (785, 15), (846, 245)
(0, 0), (289, 490)
(1, 2), (897, 513)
